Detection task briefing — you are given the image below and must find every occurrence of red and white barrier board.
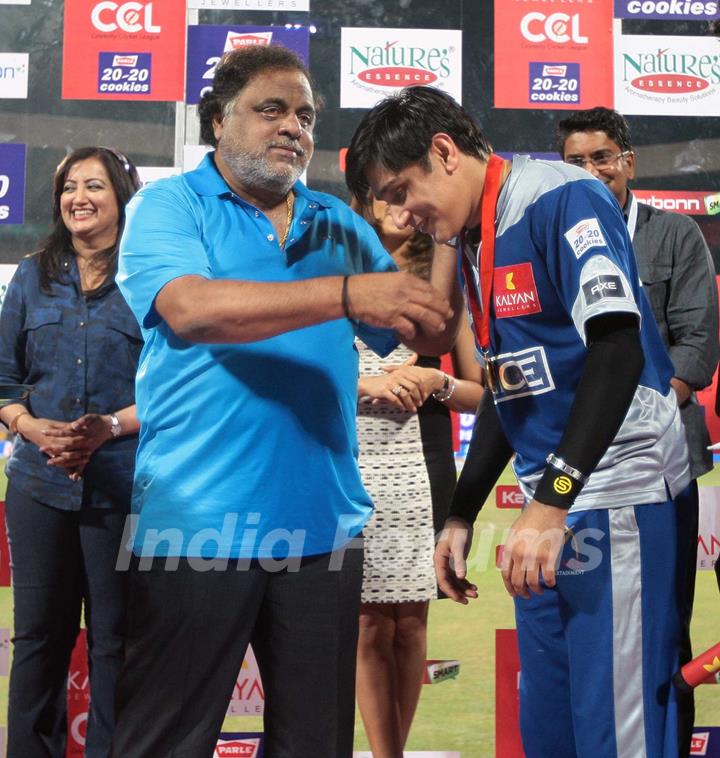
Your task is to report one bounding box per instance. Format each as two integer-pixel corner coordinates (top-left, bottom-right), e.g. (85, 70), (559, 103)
(698, 487), (720, 572)
(495, 629), (523, 758)
(66, 630), (89, 757)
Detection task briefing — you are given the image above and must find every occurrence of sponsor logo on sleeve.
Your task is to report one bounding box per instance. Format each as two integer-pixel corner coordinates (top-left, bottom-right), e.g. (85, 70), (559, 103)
(582, 274), (627, 305)
(493, 263), (542, 319)
(564, 218), (607, 259)
(491, 346), (556, 403)
(528, 61), (580, 104)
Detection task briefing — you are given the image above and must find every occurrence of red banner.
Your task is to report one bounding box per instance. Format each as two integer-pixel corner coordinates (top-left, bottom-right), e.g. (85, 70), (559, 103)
(495, 629), (524, 757)
(494, 0), (614, 110)
(633, 191), (720, 217)
(62, 0), (186, 101)
(66, 630), (89, 757)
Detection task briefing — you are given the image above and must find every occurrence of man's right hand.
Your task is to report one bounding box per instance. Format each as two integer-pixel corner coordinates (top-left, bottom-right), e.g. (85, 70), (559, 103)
(434, 516), (478, 605)
(346, 272), (453, 341)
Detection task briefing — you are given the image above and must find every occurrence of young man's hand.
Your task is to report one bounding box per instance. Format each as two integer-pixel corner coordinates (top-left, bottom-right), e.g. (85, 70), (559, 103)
(434, 517), (478, 604)
(501, 500), (567, 599)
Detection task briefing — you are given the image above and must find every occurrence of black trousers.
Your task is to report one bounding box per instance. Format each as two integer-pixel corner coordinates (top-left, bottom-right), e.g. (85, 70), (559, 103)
(5, 481), (129, 758)
(675, 480), (699, 758)
(111, 542), (364, 758)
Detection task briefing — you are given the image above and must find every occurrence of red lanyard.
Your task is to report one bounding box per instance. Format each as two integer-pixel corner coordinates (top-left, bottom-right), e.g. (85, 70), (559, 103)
(461, 153), (505, 352)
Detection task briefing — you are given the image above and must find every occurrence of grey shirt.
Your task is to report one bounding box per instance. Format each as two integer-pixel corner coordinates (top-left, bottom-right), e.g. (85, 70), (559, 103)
(629, 192), (719, 479)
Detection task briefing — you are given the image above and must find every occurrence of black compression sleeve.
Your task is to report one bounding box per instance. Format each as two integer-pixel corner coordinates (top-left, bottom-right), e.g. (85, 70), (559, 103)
(448, 389), (514, 525)
(533, 313), (644, 508)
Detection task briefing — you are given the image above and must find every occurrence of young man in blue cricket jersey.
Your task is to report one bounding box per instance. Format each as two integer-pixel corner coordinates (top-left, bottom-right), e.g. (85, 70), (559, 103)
(345, 86), (690, 758)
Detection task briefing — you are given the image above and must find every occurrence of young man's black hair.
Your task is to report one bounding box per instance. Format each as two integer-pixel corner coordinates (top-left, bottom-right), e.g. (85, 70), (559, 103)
(345, 86), (491, 205)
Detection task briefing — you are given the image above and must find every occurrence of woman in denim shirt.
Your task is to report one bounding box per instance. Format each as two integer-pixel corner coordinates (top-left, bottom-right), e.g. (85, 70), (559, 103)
(0, 147), (142, 757)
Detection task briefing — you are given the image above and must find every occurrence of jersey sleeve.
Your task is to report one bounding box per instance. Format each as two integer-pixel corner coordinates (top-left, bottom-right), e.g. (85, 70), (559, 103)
(541, 179), (641, 345)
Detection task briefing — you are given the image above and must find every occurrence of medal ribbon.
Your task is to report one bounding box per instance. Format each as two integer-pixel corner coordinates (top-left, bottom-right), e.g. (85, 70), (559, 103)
(460, 152), (505, 352)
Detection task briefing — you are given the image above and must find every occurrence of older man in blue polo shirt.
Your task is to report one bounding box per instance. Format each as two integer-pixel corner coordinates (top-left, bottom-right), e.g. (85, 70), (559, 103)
(111, 47), (454, 758)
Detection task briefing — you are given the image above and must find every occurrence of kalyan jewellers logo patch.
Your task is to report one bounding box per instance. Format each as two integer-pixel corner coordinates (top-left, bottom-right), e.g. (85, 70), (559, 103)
(348, 40), (452, 87)
(621, 46), (720, 93)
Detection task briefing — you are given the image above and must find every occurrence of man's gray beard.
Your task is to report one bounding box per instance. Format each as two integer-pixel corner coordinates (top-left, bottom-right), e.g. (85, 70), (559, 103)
(219, 144), (305, 197)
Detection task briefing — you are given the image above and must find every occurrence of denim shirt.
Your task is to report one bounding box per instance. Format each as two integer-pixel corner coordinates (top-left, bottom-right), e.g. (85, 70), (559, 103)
(0, 251), (141, 510)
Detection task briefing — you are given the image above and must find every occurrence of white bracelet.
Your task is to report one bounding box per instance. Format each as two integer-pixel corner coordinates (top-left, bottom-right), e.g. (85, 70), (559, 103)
(546, 453), (588, 485)
(433, 373), (456, 403)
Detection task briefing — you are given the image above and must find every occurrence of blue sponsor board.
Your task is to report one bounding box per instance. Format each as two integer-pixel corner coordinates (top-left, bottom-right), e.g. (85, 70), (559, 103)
(614, 0), (718, 20)
(0, 143), (25, 225)
(528, 62), (580, 106)
(186, 26), (310, 105)
(97, 52), (152, 96)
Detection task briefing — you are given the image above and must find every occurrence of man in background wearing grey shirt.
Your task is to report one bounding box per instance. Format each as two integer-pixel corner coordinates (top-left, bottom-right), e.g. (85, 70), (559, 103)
(558, 106), (719, 758)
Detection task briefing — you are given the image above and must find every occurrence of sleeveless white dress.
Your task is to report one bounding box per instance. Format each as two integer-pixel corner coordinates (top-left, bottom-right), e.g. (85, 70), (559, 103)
(356, 341), (437, 604)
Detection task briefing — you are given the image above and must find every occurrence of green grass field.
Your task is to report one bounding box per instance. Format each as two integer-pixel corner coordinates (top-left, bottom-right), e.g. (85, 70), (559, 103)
(0, 464), (717, 757)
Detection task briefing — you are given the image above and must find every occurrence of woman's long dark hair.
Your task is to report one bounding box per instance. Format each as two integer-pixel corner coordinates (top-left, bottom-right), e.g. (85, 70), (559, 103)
(38, 146), (141, 293)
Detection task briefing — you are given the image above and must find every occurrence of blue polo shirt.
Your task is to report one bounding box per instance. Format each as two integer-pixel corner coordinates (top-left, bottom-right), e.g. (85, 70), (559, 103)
(118, 154), (397, 559)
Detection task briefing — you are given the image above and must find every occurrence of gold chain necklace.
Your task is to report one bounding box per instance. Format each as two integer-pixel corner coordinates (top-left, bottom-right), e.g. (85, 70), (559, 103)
(279, 192), (295, 249)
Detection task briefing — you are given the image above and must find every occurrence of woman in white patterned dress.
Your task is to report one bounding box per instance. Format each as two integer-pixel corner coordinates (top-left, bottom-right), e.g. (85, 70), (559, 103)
(354, 198), (483, 757)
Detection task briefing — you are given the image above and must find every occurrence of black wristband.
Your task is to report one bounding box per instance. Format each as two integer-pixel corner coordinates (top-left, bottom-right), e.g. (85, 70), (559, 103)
(341, 275), (353, 319)
(533, 458), (585, 509)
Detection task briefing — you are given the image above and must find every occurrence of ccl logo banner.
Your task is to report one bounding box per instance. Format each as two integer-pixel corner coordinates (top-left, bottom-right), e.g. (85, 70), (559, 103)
(186, 26), (309, 105)
(62, 0), (186, 101)
(494, 0), (614, 110)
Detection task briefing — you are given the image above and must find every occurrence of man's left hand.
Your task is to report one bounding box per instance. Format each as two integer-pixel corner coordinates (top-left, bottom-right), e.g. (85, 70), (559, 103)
(671, 377), (692, 407)
(501, 500), (567, 599)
